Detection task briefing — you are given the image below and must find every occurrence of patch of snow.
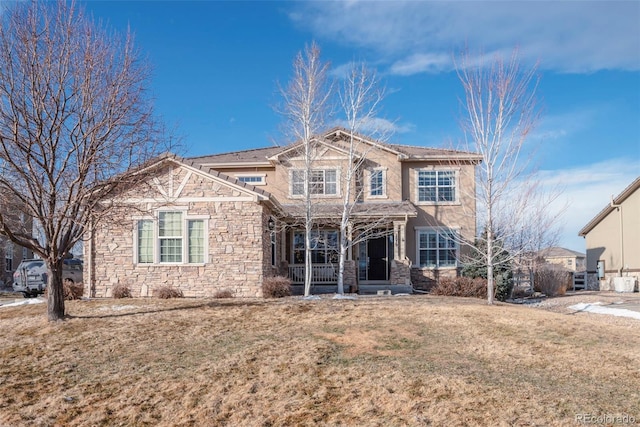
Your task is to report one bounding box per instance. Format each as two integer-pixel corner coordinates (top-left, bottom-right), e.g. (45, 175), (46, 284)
(302, 295), (322, 300)
(568, 302), (640, 320)
(98, 305), (139, 311)
(332, 294), (357, 300)
(0, 298), (46, 308)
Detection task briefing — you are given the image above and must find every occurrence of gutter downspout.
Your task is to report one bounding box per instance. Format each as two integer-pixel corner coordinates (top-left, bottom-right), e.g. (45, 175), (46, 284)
(610, 196), (624, 277)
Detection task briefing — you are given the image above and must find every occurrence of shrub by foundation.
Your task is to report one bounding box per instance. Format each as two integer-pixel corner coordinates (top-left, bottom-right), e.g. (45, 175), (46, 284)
(153, 286), (184, 299)
(64, 280), (84, 300)
(534, 267), (570, 296)
(112, 283), (132, 299)
(45, 280), (84, 300)
(262, 276), (292, 298)
(213, 289), (234, 299)
(431, 277), (487, 299)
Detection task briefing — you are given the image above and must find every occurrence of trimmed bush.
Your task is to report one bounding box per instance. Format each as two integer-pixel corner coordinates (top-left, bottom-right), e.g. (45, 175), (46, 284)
(534, 267), (570, 297)
(262, 276), (292, 298)
(112, 283), (132, 299)
(153, 286), (184, 299)
(213, 289), (234, 299)
(431, 277), (487, 299)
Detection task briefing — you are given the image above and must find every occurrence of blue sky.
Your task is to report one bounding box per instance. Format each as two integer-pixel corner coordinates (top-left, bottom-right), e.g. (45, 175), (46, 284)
(81, 1), (639, 252)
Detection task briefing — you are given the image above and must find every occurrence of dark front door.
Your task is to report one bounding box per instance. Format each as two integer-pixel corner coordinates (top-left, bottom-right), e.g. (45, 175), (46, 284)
(367, 237), (388, 281)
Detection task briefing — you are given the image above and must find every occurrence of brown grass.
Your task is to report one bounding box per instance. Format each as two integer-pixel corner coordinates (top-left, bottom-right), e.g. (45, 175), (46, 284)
(0, 294), (639, 426)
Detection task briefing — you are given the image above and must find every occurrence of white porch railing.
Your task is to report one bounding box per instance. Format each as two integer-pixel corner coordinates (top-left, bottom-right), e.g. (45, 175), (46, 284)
(288, 264), (338, 284)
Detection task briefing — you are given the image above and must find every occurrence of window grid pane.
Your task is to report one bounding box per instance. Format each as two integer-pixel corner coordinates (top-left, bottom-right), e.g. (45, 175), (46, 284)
(159, 212), (182, 237)
(292, 171), (305, 195)
(138, 220), (154, 263)
(188, 220), (205, 263)
(418, 170), (456, 202)
(160, 238), (182, 263)
(371, 170), (383, 196)
(418, 230), (457, 268)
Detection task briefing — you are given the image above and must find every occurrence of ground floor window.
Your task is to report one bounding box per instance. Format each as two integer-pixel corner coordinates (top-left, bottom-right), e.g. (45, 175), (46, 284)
(292, 230), (339, 264)
(136, 211), (207, 265)
(5, 242), (13, 272)
(416, 228), (457, 268)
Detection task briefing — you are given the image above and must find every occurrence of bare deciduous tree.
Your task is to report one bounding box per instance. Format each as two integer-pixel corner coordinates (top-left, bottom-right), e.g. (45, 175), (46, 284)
(0, 1), (165, 320)
(456, 49), (562, 304)
(278, 42), (331, 296)
(334, 63), (388, 294)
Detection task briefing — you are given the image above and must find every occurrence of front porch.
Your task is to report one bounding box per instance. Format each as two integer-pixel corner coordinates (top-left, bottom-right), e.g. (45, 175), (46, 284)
(287, 260), (413, 295)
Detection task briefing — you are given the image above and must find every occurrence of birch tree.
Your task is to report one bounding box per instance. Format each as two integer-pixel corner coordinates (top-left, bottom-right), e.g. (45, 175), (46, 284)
(0, 1), (164, 320)
(278, 42), (331, 296)
(456, 49), (560, 304)
(334, 63), (387, 294)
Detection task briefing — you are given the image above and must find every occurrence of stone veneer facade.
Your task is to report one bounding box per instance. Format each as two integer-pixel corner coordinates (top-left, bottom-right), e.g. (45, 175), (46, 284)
(86, 162), (275, 298)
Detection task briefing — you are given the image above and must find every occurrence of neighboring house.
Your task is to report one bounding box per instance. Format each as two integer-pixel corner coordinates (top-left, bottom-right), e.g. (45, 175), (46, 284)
(0, 214), (35, 287)
(85, 128), (481, 297)
(578, 176), (640, 291)
(537, 247), (586, 272)
(0, 240), (34, 288)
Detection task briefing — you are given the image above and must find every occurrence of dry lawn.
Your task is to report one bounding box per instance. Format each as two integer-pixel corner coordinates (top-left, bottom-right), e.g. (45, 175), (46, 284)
(0, 294), (639, 426)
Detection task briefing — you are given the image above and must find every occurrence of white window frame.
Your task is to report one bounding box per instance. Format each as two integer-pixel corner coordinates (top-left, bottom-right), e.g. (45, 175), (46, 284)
(290, 168), (340, 198)
(133, 208), (209, 266)
(235, 174), (266, 186)
(368, 168), (387, 198)
(415, 168), (459, 205)
(5, 242), (13, 272)
(415, 227), (459, 269)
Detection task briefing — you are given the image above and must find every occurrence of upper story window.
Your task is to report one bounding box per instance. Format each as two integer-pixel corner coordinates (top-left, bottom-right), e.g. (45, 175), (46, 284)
(236, 174), (266, 185)
(417, 170), (457, 203)
(369, 169), (386, 197)
(291, 169), (338, 196)
(136, 211), (207, 265)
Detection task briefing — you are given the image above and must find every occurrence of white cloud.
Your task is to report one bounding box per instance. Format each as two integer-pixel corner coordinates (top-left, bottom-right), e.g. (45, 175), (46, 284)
(332, 116), (414, 136)
(291, 1), (640, 74)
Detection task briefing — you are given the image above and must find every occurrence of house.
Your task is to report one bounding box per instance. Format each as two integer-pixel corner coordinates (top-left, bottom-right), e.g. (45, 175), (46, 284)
(578, 176), (640, 291)
(85, 128), (481, 297)
(1, 237), (33, 288)
(537, 247), (586, 272)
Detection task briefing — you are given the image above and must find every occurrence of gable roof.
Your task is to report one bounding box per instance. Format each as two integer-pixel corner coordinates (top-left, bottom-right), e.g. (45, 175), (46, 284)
(187, 127), (482, 166)
(538, 247), (585, 258)
(189, 146), (282, 167)
(132, 153), (283, 212)
(578, 176), (640, 236)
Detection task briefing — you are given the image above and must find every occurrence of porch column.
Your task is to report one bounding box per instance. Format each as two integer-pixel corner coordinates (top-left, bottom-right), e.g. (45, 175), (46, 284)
(347, 222), (353, 261)
(393, 220), (407, 260)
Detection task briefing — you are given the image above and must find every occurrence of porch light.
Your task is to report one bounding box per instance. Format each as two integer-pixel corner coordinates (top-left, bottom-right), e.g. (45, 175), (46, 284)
(267, 217), (276, 231)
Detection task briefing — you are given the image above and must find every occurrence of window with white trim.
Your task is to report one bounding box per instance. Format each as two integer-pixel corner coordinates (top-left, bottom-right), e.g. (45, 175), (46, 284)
(291, 169), (338, 196)
(416, 228), (458, 268)
(136, 211), (207, 265)
(5, 242), (13, 272)
(369, 169), (386, 197)
(236, 175), (266, 185)
(417, 170), (457, 203)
